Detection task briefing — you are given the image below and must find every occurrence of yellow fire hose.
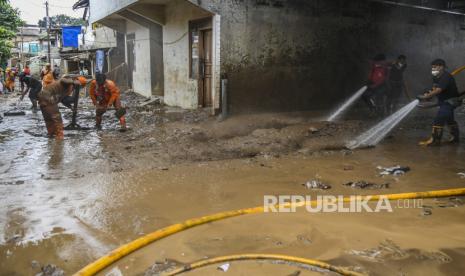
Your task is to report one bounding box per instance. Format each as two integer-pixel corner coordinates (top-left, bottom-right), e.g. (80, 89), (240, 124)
(162, 253), (364, 276)
(74, 187), (465, 276)
(451, 65), (465, 76)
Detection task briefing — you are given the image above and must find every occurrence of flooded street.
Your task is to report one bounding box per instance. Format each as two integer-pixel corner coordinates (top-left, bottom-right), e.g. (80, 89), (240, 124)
(1, 93), (465, 276)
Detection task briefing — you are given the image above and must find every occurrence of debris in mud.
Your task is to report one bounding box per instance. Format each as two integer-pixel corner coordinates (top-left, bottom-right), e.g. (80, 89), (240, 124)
(296, 234), (312, 245)
(6, 234), (21, 244)
(23, 129), (46, 137)
(308, 127), (319, 135)
(343, 181), (389, 189)
(31, 260), (40, 269)
(139, 97), (162, 107)
(341, 149), (353, 156)
(377, 165), (410, 176)
(434, 197), (463, 208)
(343, 164), (354, 171)
(458, 172), (465, 179)
(217, 263), (230, 272)
(421, 207), (433, 216)
(302, 179), (331, 190)
(4, 110), (26, 116)
(0, 180), (25, 185)
(105, 267), (123, 276)
(288, 271), (301, 276)
(144, 259), (184, 276)
(36, 264), (64, 276)
(348, 239), (407, 261)
(348, 239), (452, 264)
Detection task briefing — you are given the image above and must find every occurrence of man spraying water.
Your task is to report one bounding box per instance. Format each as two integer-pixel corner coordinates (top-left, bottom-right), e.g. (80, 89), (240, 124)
(417, 59), (461, 146)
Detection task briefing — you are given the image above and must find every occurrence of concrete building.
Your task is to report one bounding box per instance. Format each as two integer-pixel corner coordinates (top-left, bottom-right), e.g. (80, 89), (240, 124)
(89, 0), (465, 114)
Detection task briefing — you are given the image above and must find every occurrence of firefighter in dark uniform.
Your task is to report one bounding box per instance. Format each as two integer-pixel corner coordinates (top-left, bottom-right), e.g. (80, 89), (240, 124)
(387, 55), (408, 114)
(418, 59), (460, 146)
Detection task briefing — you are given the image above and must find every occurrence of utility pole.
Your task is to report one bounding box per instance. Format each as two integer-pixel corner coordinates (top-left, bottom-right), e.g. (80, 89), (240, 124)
(45, 1), (51, 63)
(20, 26), (24, 69)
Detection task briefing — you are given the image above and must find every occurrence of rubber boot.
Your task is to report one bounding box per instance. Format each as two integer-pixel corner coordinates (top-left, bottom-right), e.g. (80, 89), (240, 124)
(96, 116), (102, 130)
(32, 101), (38, 113)
(419, 126), (443, 146)
(119, 116), (127, 132)
(445, 123), (460, 144)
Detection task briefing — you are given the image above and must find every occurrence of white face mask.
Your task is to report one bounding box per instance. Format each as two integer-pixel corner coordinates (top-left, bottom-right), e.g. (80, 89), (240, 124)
(432, 70), (440, 77)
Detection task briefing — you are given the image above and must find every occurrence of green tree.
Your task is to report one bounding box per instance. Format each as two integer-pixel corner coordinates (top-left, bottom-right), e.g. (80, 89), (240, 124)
(38, 14), (85, 28)
(0, 1), (23, 64)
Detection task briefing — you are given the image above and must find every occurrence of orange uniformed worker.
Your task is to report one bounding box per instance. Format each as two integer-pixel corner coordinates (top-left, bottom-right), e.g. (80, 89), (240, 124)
(41, 63), (54, 88)
(5, 67), (16, 92)
(89, 73), (127, 131)
(37, 77), (84, 139)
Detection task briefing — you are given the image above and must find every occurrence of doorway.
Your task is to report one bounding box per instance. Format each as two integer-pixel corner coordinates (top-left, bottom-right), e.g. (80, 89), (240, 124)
(189, 18), (213, 108)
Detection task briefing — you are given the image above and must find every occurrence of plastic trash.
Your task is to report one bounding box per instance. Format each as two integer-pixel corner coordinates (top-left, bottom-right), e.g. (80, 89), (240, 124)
(217, 263), (230, 272)
(303, 179), (331, 190)
(344, 181), (389, 189)
(377, 165), (410, 176)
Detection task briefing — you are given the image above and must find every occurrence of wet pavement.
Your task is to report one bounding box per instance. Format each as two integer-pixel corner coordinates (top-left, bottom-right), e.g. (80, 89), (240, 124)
(1, 91), (465, 275)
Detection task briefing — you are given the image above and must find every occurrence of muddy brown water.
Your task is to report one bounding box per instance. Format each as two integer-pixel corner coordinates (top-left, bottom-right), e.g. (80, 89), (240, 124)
(1, 94), (465, 275)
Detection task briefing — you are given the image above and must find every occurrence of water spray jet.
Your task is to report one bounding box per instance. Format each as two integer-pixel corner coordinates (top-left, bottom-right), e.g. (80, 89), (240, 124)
(346, 99), (419, 149)
(327, 86), (367, 122)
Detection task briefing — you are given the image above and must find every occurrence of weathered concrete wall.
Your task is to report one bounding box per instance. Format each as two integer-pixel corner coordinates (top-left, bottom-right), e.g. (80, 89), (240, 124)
(163, 0), (211, 109)
(89, 0), (138, 23)
(126, 20), (152, 97)
(120, 10), (164, 97)
(93, 27), (117, 49)
(192, 0), (465, 114)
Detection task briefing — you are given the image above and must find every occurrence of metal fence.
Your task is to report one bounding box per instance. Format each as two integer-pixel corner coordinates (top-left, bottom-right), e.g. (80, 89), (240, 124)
(105, 62), (129, 92)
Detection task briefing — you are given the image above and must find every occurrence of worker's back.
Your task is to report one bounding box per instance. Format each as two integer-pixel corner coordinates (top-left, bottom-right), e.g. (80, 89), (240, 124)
(38, 79), (72, 105)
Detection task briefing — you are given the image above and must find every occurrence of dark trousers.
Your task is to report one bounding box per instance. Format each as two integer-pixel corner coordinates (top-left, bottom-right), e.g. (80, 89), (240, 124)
(387, 83), (403, 113)
(29, 85), (42, 101)
(433, 103), (457, 127)
(362, 84), (387, 115)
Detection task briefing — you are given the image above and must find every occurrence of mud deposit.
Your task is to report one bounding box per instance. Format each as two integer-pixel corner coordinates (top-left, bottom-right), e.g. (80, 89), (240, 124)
(1, 92), (465, 275)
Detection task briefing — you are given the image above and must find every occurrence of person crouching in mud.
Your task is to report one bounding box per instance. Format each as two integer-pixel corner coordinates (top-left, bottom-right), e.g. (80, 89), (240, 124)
(37, 77), (84, 139)
(89, 73), (127, 131)
(418, 59), (461, 146)
(19, 74), (42, 112)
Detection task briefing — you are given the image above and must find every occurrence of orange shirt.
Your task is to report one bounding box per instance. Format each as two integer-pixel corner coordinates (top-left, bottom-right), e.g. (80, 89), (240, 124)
(89, 79), (120, 106)
(42, 70), (54, 88)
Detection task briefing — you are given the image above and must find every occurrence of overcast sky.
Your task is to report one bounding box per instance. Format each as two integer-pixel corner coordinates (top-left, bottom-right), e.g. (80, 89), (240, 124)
(10, 0), (84, 25)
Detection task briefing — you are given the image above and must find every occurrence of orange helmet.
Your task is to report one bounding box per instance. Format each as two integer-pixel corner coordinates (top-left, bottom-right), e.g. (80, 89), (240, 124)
(77, 76), (87, 87)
